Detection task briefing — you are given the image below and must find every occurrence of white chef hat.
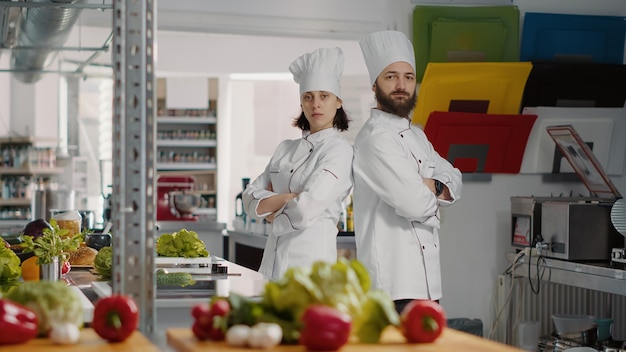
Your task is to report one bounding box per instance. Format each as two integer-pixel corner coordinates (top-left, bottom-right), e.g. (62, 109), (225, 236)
(359, 31), (416, 86)
(289, 47), (344, 99)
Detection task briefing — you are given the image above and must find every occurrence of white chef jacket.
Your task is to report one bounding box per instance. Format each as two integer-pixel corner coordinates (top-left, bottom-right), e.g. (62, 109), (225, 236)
(243, 127), (353, 280)
(352, 109), (462, 301)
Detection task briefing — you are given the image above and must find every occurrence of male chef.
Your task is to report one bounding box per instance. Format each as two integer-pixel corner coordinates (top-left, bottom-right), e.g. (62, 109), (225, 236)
(352, 30), (463, 314)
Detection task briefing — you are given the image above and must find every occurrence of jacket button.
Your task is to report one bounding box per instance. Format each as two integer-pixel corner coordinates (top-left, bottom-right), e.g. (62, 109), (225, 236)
(422, 245), (426, 250)
(419, 160), (422, 163)
(309, 149), (312, 152)
(290, 169), (293, 173)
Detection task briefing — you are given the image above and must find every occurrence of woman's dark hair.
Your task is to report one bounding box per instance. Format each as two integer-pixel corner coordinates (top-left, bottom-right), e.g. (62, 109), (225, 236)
(292, 106), (351, 132)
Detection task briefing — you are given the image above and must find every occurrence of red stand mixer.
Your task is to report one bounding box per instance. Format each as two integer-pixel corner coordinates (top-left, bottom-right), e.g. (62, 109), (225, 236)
(157, 175), (201, 221)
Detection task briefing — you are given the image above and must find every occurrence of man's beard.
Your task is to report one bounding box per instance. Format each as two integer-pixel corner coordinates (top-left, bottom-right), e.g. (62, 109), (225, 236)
(375, 85), (417, 117)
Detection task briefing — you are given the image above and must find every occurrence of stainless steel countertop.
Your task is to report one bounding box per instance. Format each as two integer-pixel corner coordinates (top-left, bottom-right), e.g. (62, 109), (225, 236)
(507, 252), (626, 295)
(156, 221), (226, 232)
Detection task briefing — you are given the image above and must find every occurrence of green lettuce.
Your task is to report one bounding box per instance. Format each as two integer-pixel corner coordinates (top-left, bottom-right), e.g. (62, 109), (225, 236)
(94, 246), (113, 280)
(0, 245), (21, 282)
(156, 229), (209, 258)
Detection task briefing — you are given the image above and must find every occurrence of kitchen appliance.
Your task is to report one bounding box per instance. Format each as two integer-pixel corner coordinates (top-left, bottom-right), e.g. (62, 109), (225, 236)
(511, 125), (623, 261)
(610, 198), (626, 268)
(157, 175), (198, 221)
(169, 192), (202, 220)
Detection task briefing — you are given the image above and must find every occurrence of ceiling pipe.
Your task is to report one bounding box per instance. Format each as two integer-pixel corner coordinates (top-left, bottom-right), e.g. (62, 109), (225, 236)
(11, 0), (85, 83)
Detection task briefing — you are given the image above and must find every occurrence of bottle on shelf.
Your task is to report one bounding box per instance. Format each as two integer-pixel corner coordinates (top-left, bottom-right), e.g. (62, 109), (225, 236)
(337, 199), (347, 232)
(346, 194), (354, 232)
(234, 178), (250, 229)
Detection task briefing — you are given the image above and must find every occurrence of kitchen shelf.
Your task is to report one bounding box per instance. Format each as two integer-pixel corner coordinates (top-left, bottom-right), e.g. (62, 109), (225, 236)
(0, 139), (65, 221)
(156, 140), (216, 148)
(156, 162), (217, 171)
(0, 219), (28, 228)
(156, 78), (219, 222)
(0, 198), (31, 206)
(0, 167), (64, 175)
(157, 116), (217, 124)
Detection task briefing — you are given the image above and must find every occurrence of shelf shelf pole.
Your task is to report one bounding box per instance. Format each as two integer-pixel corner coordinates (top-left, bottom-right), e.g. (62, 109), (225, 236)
(112, 0), (157, 338)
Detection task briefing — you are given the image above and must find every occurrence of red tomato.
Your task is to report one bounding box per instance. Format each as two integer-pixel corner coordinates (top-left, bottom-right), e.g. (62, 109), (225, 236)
(190, 301), (229, 341)
(400, 300), (447, 343)
(209, 299), (230, 316)
(191, 303), (210, 319)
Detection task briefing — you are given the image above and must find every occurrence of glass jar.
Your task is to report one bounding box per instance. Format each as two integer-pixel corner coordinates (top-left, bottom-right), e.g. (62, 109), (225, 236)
(50, 210), (82, 238)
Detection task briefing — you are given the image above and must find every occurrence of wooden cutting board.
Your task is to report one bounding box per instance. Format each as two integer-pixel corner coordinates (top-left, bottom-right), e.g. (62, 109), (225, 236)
(0, 329), (160, 351)
(166, 326), (525, 351)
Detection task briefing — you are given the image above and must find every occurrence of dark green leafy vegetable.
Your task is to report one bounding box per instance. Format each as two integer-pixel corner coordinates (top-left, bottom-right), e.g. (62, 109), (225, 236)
(94, 246), (113, 280)
(156, 229), (209, 258)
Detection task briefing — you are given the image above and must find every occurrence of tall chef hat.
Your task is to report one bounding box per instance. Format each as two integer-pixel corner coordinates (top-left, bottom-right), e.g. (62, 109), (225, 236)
(359, 31), (416, 86)
(289, 47), (344, 99)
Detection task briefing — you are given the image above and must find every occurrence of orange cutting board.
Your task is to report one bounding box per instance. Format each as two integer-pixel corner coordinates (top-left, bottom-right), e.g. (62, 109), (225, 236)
(166, 326), (524, 351)
(0, 329), (160, 352)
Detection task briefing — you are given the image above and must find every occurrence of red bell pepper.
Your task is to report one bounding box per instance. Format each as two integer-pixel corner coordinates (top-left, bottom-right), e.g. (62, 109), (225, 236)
(0, 299), (39, 345)
(92, 294), (139, 342)
(299, 305), (352, 351)
(191, 299), (230, 341)
(400, 300), (447, 343)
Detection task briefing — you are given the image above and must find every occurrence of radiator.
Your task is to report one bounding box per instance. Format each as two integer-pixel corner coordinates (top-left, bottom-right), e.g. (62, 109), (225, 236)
(504, 277), (626, 346)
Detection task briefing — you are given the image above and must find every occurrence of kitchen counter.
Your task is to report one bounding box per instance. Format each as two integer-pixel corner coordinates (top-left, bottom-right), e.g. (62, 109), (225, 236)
(88, 256), (265, 351)
(227, 230), (356, 270)
(0, 329), (159, 351)
(166, 326), (524, 351)
(90, 257), (266, 301)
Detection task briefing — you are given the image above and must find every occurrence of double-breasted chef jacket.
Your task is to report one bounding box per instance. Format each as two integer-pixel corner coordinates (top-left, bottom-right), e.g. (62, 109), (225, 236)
(352, 109), (462, 301)
(243, 127), (353, 280)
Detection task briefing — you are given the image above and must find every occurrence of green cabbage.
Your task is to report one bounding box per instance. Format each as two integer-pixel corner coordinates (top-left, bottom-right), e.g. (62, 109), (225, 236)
(156, 229), (209, 258)
(4, 281), (84, 336)
(94, 246), (113, 280)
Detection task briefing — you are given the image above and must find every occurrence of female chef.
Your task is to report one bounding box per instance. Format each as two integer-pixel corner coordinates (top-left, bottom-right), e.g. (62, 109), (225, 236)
(242, 47), (353, 280)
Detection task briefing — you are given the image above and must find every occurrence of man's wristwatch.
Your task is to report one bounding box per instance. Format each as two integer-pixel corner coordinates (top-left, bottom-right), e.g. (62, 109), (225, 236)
(434, 180), (444, 197)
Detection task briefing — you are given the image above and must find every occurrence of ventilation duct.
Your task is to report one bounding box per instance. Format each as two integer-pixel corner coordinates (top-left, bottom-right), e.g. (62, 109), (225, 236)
(0, 0), (22, 56)
(11, 0), (85, 83)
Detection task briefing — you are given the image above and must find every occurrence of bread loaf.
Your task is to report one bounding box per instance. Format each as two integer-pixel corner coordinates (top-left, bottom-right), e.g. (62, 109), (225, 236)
(68, 246), (98, 266)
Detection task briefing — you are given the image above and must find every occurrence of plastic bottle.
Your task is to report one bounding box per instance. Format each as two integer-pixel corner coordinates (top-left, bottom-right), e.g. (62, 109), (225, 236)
(337, 200), (347, 231)
(346, 195), (354, 232)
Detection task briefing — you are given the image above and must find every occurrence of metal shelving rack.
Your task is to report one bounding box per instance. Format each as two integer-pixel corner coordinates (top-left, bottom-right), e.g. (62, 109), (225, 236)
(112, 0), (157, 337)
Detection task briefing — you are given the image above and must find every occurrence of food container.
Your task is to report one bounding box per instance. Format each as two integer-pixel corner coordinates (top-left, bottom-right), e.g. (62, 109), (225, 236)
(85, 233), (112, 251)
(557, 326), (597, 346)
(594, 318), (613, 341)
(77, 210), (95, 231)
(552, 314), (596, 334)
(50, 210), (82, 238)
